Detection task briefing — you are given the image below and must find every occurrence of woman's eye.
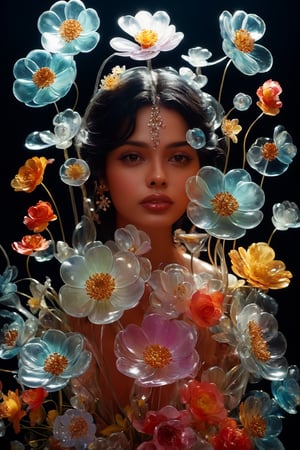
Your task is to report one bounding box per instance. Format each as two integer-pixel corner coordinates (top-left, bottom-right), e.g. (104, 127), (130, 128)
(119, 153), (143, 163)
(170, 154), (193, 163)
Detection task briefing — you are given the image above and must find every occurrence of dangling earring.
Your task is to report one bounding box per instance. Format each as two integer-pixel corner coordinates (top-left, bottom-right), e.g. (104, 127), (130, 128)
(95, 180), (111, 212)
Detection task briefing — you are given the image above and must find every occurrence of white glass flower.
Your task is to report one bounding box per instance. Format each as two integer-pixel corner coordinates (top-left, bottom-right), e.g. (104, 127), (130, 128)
(272, 200), (300, 230)
(25, 109), (82, 150)
(110, 10), (184, 60)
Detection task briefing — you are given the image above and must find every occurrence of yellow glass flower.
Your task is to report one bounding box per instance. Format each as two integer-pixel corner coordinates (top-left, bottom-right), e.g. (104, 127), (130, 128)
(228, 242), (292, 290)
(221, 118), (242, 143)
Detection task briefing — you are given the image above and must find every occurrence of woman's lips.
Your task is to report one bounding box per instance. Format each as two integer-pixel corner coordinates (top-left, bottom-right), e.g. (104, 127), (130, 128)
(140, 195), (173, 212)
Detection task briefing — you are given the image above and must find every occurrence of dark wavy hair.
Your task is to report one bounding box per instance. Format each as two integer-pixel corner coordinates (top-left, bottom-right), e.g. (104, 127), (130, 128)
(77, 66), (224, 241)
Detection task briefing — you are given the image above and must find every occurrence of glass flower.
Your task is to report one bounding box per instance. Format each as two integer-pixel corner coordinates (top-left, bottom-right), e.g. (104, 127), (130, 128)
(13, 49), (76, 107)
(239, 390), (283, 448)
(256, 79), (283, 116)
(186, 128), (207, 149)
(212, 423), (252, 450)
(219, 10), (273, 75)
(11, 156), (53, 194)
(105, 224), (152, 281)
(271, 365), (300, 414)
(186, 166), (265, 240)
(17, 329), (92, 391)
(148, 263), (196, 318)
(233, 93), (252, 111)
(53, 408), (96, 449)
(0, 310), (38, 359)
(188, 286), (224, 328)
(25, 109), (82, 150)
(179, 66), (208, 90)
(59, 242), (145, 324)
(272, 200), (300, 230)
(0, 389), (26, 434)
(110, 10), (184, 60)
(221, 118), (242, 143)
(59, 157), (91, 186)
(38, 0), (100, 55)
(114, 313), (199, 386)
(181, 46), (213, 68)
(100, 65), (126, 90)
(228, 242), (293, 289)
(23, 200), (57, 232)
(12, 234), (50, 256)
(0, 266), (18, 304)
(247, 125), (297, 176)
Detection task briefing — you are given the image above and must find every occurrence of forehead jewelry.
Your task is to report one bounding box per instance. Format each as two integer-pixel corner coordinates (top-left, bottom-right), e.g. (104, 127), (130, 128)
(147, 95), (166, 150)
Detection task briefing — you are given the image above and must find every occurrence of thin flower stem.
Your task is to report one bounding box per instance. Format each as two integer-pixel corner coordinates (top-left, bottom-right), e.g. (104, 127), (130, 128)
(41, 183), (66, 242)
(72, 81), (80, 110)
(242, 112), (264, 168)
(218, 59), (232, 104)
(0, 244), (11, 267)
(92, 53), (118, 97)
(267, 228), (277, 245)
(223, 136), (231, 173)
(64, 146), (79, 226)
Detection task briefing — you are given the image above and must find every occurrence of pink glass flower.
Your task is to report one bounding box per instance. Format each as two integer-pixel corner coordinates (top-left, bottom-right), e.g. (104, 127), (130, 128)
(115, 313), (199, 386)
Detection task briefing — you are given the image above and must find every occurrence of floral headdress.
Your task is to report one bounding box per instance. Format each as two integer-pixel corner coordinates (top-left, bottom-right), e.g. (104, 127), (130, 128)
(1, 1), (300, 449)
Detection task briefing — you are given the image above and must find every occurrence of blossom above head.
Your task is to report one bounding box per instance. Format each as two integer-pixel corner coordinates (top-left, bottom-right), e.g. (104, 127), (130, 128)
(219, 10), (273, 75)
(186, 166), (265, 240)
(13, 50), (77, 107)
(59, 157), (91, 186)
(100, 65), (126, 90)
(181, 46), (213, 68)
(256, 79), (282, 115)
(110, 10), (184, 60)
(115, 313), (199, 386)
(17, 329), (92, 391)
(38, 0), (100, 55)
(25, 109), (82, 151)
(11, 156), (54, 194)
(229, 242), (293, 289)
(247, 125), (297, 176)
(272, 200), (300, 230)
(59, 242), (145, 324)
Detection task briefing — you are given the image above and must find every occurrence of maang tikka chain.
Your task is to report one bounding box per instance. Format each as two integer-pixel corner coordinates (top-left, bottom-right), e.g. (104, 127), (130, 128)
(147, 95), (166, 150)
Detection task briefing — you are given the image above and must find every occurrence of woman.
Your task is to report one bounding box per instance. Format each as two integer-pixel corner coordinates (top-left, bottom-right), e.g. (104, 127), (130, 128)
(65, 65), (231, 434)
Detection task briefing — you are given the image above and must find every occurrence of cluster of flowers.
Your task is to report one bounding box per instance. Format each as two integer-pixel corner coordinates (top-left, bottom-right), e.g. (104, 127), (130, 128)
(1, 1), (300, 449)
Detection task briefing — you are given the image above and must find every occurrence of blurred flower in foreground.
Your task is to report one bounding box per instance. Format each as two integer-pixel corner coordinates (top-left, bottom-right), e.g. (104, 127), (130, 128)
(53, 408), (96, 449)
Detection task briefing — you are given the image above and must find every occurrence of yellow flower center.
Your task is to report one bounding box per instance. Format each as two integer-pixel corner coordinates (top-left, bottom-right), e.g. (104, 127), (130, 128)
(262, 142), (278, 160)
(143, 343), (172, 368)
(211, 192), (239, 216)
(174, 283), (187, 298)
(85, 272), (116, 301)
(66, 163), (85, 180)
(134, 29), (158, 48)
(4, 329), (18, 347)
(60, 19), (83, 42)
(32, 67), (56, 88)
(248, 320), (270, 362)
(44, 352), (68, 375)
(247, 414), (267, 438)
(69, 416), (89, 438)
(234, 29), (255, 53)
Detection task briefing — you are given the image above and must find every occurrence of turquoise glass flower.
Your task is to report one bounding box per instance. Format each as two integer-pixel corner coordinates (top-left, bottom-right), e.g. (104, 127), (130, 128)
(247, 125), (297, 176)
(0, 266), (18, 304)
(25, 109), (82, 150)
(110, 10), (184, 60)
(0, 310), (38, 359)
(271, 365), (300, 414)
(219, 10), (273, 75)
(17, 329), (92, 391)
(13, 49), (77, 107)
(38, 0), (100, 55)
(59, 241), (145, 324)
(115, 313), (199, 386)
(53, 408), (96, 448)
(186, 166), (265, 239)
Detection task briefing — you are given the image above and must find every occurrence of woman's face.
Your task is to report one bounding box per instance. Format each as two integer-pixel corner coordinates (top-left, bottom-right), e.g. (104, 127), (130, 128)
(105, 105), (201, 232)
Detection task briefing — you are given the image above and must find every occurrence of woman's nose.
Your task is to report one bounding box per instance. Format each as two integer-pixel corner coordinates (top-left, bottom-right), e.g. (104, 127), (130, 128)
(146, 160), (167, 187)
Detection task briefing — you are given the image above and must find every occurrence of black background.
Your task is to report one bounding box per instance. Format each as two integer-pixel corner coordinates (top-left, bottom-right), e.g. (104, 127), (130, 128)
(2, 0), (300, 448)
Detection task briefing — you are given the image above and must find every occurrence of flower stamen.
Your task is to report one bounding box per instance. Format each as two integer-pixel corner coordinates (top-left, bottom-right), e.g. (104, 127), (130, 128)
(248, 320), (270, 362)
(69, 416), (89, 438)
(248, 414), (267, 438)
(60, 19), (83, 42)
(4, 329), (18, 347)
(134, 29), (158, 48)
(32, 68), (56, 88)
(66, 163), (85, 180)
(143, 343), (172, 368)
(85, 273), (116, 301)
(234, 29), (255, 53)
(44, 352), (68, 375)
(261, 142), (278, 160)
(211, 192), (239, 216)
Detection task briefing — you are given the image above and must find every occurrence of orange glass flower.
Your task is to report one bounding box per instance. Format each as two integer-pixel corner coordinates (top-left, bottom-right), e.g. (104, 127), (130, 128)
(0, 389), (26, 434)
(10, 156), (53, 193)
(24, 200), (57, 232)
(22, 387), (48, 411)
(229, 242), (292, 290)
(12, 234), (50, 255)
(256, 79), (282, 116)
(190, 290), (224, 327)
